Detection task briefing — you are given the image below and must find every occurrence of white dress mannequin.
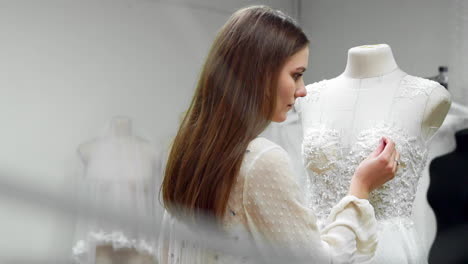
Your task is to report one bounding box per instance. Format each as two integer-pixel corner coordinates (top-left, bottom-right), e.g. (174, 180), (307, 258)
(72, 116), (161, 264)
(412, 101), (468, 256)
(297, 44), (451, 263)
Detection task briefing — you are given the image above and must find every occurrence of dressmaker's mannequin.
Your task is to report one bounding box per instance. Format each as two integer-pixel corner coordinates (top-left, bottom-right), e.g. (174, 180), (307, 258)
(297, 44), (451, 263)
(300, 44), (450, 144)
(427, 128), (468, 264)
(73, 116), (159, 264)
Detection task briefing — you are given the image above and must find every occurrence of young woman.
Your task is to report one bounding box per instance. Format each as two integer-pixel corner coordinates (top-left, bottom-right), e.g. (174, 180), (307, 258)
(159, 5), (400, 264)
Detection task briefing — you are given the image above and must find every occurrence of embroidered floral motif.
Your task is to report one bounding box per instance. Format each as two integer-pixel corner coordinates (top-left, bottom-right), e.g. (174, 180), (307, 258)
(400, 75), (438, 99)
(302, 122), (427, 229)
(304, 80), (328, 103)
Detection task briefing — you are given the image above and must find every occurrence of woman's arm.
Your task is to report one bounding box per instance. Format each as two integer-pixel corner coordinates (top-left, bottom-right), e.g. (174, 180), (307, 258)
(243, 146), (377, 263)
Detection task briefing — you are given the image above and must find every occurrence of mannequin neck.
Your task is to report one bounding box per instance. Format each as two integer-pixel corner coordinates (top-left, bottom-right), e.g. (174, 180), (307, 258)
(455, 128), (468, 153)
(109, 116), (132, 137)
(342, 44), (399, 79)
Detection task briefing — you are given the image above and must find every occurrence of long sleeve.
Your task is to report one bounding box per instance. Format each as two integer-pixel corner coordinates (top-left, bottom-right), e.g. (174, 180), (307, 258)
(242, 145), (377, 263)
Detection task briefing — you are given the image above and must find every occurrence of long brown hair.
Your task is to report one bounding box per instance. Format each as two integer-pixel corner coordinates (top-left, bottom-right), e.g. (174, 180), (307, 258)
(162, 5), (309, 222)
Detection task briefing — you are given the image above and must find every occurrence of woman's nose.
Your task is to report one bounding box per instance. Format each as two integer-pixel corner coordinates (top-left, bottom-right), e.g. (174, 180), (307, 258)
(295, 85), (307, 98)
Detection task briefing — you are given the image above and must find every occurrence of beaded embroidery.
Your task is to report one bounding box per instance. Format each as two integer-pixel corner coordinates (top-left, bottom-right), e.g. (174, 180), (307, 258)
(304, 80), (328, 103)
(400, 75), (438, 99)
(301, 76), (435, 229)
(303, 122), (427, 229)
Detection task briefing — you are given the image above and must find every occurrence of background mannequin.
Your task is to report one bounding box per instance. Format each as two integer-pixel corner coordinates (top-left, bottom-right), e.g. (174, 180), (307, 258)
(72, 116), (161, 264)
(412, 100), (468, 253)
(427, 128), (468, 264)
(297, 44), (451, 263)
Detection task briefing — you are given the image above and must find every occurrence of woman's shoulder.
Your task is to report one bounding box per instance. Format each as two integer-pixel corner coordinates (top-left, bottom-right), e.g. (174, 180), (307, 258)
(244, 137), (290, 169)
(247, 137), (283, 154)
(241, 137), (296, 193)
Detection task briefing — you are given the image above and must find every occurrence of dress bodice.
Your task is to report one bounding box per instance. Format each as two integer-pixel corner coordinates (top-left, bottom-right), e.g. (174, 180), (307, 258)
(299, 75), (440, 229)
(302, 122), (427, 228)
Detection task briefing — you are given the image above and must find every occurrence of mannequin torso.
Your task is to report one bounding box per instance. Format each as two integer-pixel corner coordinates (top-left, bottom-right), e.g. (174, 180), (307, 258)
(78, 117), (158, 187)
(300, 44), (451, 145)
(297, 44), (451, 264)
(73, 116), (160, 264)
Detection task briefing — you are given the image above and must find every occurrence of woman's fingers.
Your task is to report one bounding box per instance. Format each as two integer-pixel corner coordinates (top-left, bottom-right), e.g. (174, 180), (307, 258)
(378, 137), (396, 162)
(370, 137), (386, 158)
(352, 137), (400, 194)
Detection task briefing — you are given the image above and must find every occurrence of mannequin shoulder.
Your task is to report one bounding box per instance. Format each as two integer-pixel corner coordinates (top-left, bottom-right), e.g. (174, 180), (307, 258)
(305, 79), (329, 96)
(421, 82), (452, 140)
(397, 75), (451, 140)
(77, 138), (100, 162)
(423, 82), (451, 121)
(399, 74), (451, 120)
(425, 83), (452, 112)
(134, 136), (160, 160)
(400, 75), (445, 97)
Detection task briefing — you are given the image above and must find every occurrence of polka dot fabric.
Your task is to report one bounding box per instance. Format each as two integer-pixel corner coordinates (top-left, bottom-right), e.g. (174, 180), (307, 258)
(158, 137), (378, 264)
(240, 137), (377, 263)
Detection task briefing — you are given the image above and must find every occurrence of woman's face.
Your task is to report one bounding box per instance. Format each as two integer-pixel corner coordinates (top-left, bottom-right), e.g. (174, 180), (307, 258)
(272, 46), (309, 122)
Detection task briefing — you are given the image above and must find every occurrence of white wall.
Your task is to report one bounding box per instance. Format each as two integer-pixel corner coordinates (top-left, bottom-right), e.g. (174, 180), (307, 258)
(300, 0), (461, 101)
(1, 0), (461, 262)
(451, 0), (468, 106)
(0, 0), (298, 262)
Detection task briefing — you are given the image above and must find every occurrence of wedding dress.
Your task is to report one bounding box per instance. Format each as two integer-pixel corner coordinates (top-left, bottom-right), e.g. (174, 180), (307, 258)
(158, 137), (378, 264)
(298, 75), (442, 264)
(71, 118), (163, 263)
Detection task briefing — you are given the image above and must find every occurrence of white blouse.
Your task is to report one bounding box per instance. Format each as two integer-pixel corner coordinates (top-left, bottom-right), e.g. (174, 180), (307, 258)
(158, 137), (377, 264)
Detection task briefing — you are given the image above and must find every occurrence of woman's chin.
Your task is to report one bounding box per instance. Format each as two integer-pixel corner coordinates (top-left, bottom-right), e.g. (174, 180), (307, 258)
(271, 113), (287, 123)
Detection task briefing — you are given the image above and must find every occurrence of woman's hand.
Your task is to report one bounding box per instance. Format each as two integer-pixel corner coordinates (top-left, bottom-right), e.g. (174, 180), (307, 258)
(349, 137), (400, 199)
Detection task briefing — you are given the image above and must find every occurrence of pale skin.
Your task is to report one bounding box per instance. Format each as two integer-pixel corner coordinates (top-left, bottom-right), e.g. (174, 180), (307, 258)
(272, 45), (400, 199)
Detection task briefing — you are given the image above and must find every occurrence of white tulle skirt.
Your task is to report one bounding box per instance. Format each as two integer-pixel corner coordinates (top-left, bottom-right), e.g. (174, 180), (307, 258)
(368, 218), (427, 264)
(72, 180), (160, 263)
(71, 126), (165, 263)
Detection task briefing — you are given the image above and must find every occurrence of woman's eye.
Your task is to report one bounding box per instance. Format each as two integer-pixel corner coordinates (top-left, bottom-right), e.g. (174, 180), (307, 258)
(293, 73), (303, 81)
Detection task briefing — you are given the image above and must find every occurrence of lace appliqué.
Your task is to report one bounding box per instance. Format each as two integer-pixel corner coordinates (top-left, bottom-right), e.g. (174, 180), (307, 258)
(302, 124), (342, 174)
(302, 122), (427, 229)
(302, 124), (352, 226)
(304, 80), (328, 103)
(353, 123), (427, 226)
(400, 75), (438, 99)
